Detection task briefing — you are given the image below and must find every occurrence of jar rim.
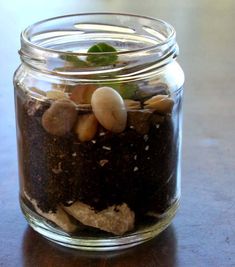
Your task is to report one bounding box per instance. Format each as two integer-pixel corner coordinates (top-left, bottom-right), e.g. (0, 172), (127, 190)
(21, 12), (176, 56)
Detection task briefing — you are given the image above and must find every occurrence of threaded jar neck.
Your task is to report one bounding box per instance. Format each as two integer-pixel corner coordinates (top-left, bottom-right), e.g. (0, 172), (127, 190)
(20, 13), (178, 82)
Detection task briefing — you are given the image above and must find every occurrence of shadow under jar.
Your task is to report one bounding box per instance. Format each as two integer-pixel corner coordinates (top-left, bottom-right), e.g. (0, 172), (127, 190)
(14, 13), (184, 251)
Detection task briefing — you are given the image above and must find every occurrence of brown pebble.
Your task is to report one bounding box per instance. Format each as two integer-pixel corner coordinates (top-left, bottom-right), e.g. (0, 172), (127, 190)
(42, 99), (77, 136)
(124, 99), (141, 110)
(127, 110), (152, 134)
(70, 84), (97, 104)
(144, 95), (174, 114)
(74, 113), (98, 142)
(46, 90), (68, 100)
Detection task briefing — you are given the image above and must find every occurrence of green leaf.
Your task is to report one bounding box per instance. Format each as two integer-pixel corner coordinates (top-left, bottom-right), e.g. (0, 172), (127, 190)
(60, 54), (88, 67)
(87, 43), (118, 66)
(100, 82), (139, 99)
(117, 83), (139, 99)
(59, 43), (141, 100)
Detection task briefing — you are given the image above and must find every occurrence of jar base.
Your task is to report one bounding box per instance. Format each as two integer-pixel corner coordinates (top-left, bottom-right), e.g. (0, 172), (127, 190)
(20, 198), (179, 251)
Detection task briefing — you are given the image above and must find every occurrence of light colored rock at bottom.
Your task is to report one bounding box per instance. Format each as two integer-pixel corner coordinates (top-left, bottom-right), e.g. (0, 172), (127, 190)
(64, 201), (135, 235)
(24, 191), (77, 233)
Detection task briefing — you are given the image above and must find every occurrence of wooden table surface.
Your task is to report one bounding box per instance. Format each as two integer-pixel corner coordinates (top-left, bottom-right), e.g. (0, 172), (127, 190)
(0, 1), (234, 266)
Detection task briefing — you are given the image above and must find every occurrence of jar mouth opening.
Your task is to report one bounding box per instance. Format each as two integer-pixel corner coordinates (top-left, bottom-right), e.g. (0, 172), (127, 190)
(21, 12), (176, 56)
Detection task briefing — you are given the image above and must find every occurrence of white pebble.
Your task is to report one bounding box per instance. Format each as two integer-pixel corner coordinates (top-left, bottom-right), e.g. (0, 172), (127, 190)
(91, 87), (127, 133)
(144, 134), (149, 142)
(99, 159), (109, 166)
(102, 146), (111, 151)
(133, 166), (139, 172)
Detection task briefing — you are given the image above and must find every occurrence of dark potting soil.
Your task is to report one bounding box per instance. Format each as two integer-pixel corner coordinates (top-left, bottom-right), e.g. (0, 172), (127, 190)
(17, 91), (178, 221)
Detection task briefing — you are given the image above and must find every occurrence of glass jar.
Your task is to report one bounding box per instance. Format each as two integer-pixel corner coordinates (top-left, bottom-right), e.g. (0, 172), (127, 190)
(14, 13), (184, 251)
